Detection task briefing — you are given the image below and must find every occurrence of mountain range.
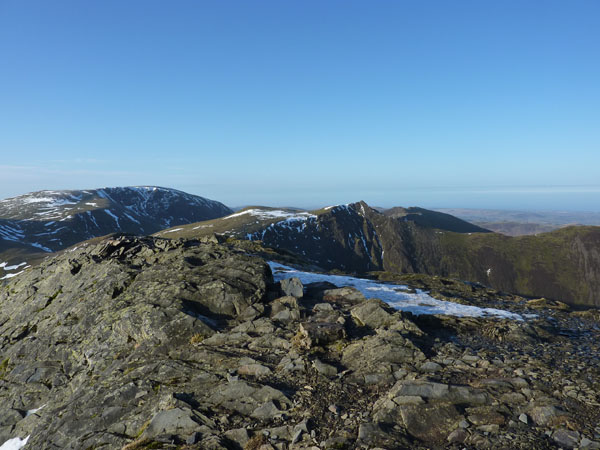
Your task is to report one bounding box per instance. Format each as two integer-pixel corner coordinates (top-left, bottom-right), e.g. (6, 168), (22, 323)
(2, 187), (600, 307)
(0, 186), (231, 277)
(2, 186), (600, 449)
(158, 201), (600, 307)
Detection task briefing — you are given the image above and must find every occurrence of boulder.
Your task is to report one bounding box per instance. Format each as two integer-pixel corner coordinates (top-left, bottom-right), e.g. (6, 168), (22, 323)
(296, 322), (345, 348)
(398, 403), (463, 442)
(351, 299), (394, 328)
(143, 408), (198, 438)
(322, 287), (366, 305)
(280, 277), (304, 298)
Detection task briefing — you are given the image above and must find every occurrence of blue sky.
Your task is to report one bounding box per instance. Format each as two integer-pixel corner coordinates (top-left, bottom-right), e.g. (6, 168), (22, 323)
(0, 1), (599, 211)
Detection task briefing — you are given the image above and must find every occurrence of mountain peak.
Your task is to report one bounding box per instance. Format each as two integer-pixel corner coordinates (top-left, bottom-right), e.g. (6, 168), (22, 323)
(0, 186), (232, 274)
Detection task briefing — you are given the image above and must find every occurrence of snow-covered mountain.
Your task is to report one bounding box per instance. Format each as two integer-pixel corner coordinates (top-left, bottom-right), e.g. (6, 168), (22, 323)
(0, 186), (231, 277)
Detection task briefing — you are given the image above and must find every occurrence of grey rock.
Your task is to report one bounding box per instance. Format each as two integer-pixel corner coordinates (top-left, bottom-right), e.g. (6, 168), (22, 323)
(271, 308), (300, 322)
(393, 395), (424, 405)
(143, 408), (198, 438)
(297, 321), (345, 348)
(322, 287), (366, 304)
(209, 380), (290, 417)
(500, 392), (527, 405)
(342, 330), (425, 378)
(386, 380), (490, 405)
(278, 355), (306, 373)
(466, 406), (505, 426)
(2, 231), (600, 450)
(581, 437), (600, 449)
(313, 302), (334, 312)
(419, 361), (442, 372)
(528, 405), (565, 426)
(552, 428), (580, 449)
(223, 427), (250, 447)
(0, 409), (24, 427)
(281, 277), (304, 298)
(198, 434), (230, 449)
(448, 428), (468, 443)
(397, 403), (463, 442)
(251, 401), (283, 420)
(186, 431), (202, 444)
(357, 422), (392, 445)
(238, 363), (272, 377)
(312, 358), (338, 377)
(351, 299), (394, 328)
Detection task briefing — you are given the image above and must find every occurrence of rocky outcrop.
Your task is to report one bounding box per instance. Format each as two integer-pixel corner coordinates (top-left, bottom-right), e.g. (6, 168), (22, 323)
(1, 236), (600, 449)
(0, 235), (268, 448)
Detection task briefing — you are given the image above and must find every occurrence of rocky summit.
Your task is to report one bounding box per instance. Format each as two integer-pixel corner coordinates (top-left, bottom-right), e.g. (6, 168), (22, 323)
(1, 235), (600, 449)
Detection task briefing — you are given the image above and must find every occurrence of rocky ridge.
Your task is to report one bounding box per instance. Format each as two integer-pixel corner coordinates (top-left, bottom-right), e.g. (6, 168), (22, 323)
(159, 201), (600, 307)
(1, 235), (600, 449)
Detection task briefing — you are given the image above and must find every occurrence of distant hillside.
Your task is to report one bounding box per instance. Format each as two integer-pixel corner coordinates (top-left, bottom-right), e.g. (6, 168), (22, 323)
(158, 202), (600, 307)
(471, 221), (561, 236)
(0, 186), (231, 277)
(436, 208), (600, 236)
(383, 207), (491, 233)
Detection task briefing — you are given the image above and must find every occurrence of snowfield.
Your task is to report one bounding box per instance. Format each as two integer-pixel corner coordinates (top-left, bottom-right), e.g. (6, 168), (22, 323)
(226, 209), (316, 221)
(269, 262), (523, 320)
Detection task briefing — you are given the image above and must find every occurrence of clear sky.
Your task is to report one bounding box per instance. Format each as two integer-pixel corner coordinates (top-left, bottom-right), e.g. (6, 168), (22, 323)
(1, 0), (599, 211)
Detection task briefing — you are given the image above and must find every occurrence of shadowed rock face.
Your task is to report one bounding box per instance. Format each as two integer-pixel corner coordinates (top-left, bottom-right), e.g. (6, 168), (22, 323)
(168, 201), (600, 306)
(1, 235), (600, 449)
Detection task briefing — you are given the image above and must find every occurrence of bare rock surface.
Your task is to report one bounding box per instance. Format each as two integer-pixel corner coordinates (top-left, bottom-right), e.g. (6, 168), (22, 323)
(1, 235), (600, 449)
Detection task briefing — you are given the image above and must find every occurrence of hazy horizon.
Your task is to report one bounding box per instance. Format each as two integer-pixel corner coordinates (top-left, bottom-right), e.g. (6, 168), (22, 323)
(1, 183), (600, 214)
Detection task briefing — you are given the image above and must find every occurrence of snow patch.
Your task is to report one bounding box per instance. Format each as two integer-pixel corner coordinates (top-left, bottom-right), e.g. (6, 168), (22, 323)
(323, 204), (349, 211)
(0, 262), (26, 270)
(0, 435), (29, 450)
(25, 404), (45, 417)
(29, 242), (52, 252)
(0, 224), (25, 241)
(21, 197), (55, 204)
(162, 228), (183, 234)
(1, 271), (24, 280)
(123, 213), (141, 224)
(226, 209), (316, 221)
(104, 209), (121, 228)
(269, 262), (524, 320)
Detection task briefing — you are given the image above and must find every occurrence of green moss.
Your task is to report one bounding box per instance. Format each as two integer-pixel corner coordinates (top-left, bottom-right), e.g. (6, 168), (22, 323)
(189, 333), (204, 345)
(0, 357), (10, 379)
(49, 288), (63, 300)
(122, 437), (162, 450)
(134, 419), (151, 438)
